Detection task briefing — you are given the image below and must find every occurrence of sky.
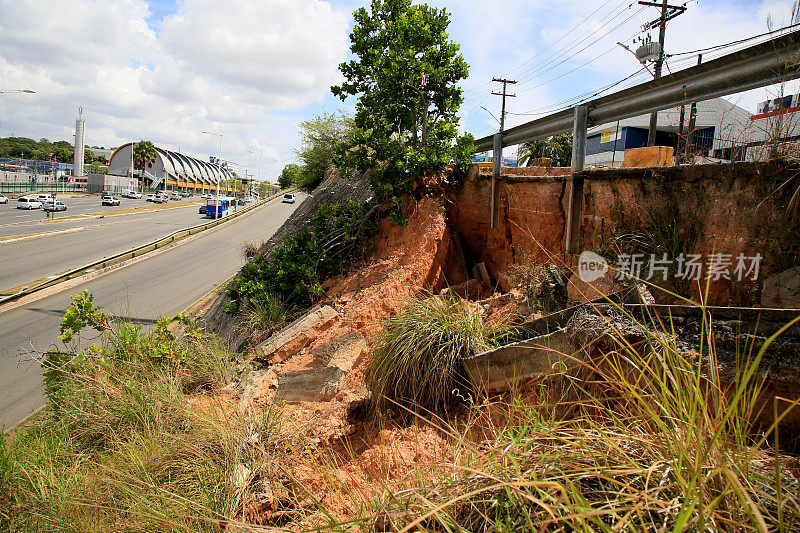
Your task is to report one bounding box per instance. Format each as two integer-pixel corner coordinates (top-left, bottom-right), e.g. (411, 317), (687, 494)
(1, 0), (799, 179)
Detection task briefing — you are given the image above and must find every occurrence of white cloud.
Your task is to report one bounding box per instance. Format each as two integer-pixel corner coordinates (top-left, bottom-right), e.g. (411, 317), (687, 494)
(0, 0), (349, 179)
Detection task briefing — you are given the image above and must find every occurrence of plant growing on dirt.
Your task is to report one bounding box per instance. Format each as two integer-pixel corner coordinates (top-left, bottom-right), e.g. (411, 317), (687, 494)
(295, 111), (354, 192)
(242, 293), (287, 333)
(332, 0), (474, 219)
(505, 260), (567, 311)
(226, 200), (378, 313)
(367, 295), (514, 415)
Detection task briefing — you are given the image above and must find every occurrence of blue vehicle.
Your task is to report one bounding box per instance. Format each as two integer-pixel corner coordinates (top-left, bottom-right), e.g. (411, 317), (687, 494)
(205, 196), (236, 218)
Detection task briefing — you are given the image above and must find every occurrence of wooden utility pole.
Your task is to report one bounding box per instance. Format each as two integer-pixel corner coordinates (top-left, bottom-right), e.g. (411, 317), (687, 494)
(489, 78), (516, 228)
(639, 0), (687, 146)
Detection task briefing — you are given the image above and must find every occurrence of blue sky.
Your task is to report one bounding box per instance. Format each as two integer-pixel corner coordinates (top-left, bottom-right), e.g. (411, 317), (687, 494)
(1, 0), (798, 177)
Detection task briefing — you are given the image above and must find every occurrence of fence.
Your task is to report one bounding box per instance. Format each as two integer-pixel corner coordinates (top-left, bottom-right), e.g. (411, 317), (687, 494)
(0, 181), (87, 195)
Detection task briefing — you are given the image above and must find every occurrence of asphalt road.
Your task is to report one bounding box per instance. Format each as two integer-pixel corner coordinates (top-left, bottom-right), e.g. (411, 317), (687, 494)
(0, 202), (209, 295)
(0, 194), (304, 431)
(0, 194), (163, 224)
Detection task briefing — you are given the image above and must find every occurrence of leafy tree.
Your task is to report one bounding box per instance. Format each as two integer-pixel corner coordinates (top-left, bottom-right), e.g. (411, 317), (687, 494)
(331, 0), (474, 216)
(279, 164), (301, 189)
(295, 111), (354, 191)
(133, 140), (157, 171)
(84, 148), (95, 164)
(518, 134), (573, 168)
(52, 145), (73, 163)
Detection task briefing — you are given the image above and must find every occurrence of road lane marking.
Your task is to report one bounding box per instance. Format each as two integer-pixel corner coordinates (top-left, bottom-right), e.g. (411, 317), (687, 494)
(0, 226), (86, 244)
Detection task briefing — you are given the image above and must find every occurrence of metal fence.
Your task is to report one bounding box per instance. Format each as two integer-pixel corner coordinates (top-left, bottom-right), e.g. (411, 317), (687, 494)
(0, 182), (87, 195)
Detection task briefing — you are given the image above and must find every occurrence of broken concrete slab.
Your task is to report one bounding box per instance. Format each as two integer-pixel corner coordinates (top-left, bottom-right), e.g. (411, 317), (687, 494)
(567, 269), (621, 303)
(256, 305), (340, 362)
(275, 366), (345, 402)
(311, 330), (369, 372)
(440, 278), (482, 299)
(761, 266), (800, 309)
(463, 329), (578, 393)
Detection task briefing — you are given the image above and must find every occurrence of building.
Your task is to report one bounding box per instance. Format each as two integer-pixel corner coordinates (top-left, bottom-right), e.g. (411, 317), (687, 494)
(584, 98), (752, 168)
(106, 143), (234, 192)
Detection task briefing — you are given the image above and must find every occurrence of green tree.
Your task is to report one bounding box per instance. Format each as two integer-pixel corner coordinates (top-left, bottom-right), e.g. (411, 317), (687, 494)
(517, 134), (573, 168)
(84, 148), (95, 164)
(331, 0), (474, 215)
(295, 111), (353, 191)
(52, 145), (73, 163)
(279, 164), (301, 189)
(133, 140), (157, 171)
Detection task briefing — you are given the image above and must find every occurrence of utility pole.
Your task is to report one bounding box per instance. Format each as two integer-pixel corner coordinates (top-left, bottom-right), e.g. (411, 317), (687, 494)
(491, 78), (517, 134)
(684, 54), (702, 162)
(639, 0), (687, 146)
(489, 78), (516, 228)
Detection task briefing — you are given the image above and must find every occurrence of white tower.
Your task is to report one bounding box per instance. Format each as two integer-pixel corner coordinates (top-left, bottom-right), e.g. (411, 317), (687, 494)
(74, 107), (85, 177)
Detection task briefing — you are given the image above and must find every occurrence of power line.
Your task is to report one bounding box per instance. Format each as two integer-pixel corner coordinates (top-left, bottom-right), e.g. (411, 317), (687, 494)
(491, 78), (517, 132)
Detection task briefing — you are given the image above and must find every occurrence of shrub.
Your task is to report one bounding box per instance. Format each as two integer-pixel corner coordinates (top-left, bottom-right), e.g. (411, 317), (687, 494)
(367, 295), (514, 415)
(226, 199), (377, 314)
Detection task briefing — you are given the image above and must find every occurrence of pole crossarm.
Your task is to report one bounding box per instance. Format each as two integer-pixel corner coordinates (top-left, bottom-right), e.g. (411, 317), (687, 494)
(473, 29), (800, 152)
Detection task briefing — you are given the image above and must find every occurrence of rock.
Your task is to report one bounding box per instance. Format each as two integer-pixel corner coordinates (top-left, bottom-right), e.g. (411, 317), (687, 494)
(440, 278), (482, 299)
(311, 330), (369, 372)
(256, 305), (340, 363)
(473, 262), (491, 285)
(761, 266), (800, 309)
(567, 269), (621, 303)
(275, 367), (345, 402)
(621, 146), (674, 168)
(231, 464), (251, 489)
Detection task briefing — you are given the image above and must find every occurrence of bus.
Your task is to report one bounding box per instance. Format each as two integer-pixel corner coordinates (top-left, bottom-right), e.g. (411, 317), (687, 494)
(205, 196), (236, 218)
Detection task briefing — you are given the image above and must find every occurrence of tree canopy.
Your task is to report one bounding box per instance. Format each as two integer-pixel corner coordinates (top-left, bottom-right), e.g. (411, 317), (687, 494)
(517, 134), (573, 168)
(278, 164), (301, 189)
(295, 111), (354, 191)
(133, 140), (157, 171)
(331, 0), (474, 215)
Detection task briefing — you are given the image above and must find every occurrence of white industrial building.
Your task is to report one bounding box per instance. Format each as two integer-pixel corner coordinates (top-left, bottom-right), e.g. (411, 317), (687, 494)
(106, 143), (234, 192)
(584, 98), (752, 168)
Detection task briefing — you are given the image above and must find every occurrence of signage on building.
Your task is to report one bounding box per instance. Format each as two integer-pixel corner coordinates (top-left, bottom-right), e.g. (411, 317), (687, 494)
(600, 129), (621, 144)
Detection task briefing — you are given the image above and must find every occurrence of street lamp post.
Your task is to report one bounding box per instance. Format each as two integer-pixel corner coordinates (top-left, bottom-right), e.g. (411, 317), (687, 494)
(202, 125), (223, 219)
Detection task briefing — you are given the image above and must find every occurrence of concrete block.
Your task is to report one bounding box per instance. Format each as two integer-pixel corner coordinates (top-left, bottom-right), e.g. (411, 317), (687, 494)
(275, 366), (345, 402)
(463, 329), (579, 393)
(256, 305), (339, 359)
(440, 278), (482, 299)
(312, 330), (369, 372)
(761, 266), (800, 309)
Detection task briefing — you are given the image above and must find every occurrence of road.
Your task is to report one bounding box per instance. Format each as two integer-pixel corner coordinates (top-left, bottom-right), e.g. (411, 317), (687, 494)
(0, 202), (208, 295)
(0, 194), (304, 431)
(0, 194), (161, 226)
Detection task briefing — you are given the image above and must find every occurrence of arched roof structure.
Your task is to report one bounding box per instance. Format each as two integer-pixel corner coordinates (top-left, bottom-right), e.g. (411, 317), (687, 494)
(106, 142), (233, 190)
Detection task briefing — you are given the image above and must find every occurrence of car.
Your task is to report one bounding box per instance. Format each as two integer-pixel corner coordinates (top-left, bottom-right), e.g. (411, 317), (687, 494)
(101, 195), (120, 206)
(42, 200), (67, 212)
(180, 191), (192, 197)
(16, 197), (42, 209)
(122, 190), (142, 199)
(0, 194), (8, 204)
(37, 194), (53, 204)
(198, 205), (207, 214)
(169, 193), (181, 200)
(281, 193), (296, 204)
(145, 194), (156, 202)
(153, 195), (167, 204)
(200, 194), (210, 199)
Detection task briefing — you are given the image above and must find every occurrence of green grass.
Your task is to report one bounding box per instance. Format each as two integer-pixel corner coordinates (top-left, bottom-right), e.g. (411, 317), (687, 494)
(367, 294), (515, 416)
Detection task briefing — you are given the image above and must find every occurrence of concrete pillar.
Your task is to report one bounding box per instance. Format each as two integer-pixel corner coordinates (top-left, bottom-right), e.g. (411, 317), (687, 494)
(565, 105), (588, 254)
(490, 133), (503, 229)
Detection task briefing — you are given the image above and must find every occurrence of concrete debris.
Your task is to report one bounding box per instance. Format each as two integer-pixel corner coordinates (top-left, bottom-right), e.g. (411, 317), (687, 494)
(311, 330), (369, 372)
(761, 266), (800, 309)
(275, 366), (345, 402)
(440, 278), (482, 299)
(256, 305), (340, 363)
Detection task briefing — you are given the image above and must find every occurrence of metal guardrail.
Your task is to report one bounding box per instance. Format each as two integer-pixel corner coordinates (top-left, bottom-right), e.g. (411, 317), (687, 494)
(474, 30), (800, 152)
(0, 189), (295, 308)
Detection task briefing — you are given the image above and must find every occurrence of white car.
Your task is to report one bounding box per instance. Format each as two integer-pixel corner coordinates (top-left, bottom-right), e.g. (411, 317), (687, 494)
(42, 200), (67, 212)
(281, 193), (296, 204)
(37, 194), (53, 204)
(101, 195), (120, 206)
(129, 191), (143, 199)
(145, 194), (156, 202)
(0, 194), (8, 204)
(17, 197), (42, 209)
